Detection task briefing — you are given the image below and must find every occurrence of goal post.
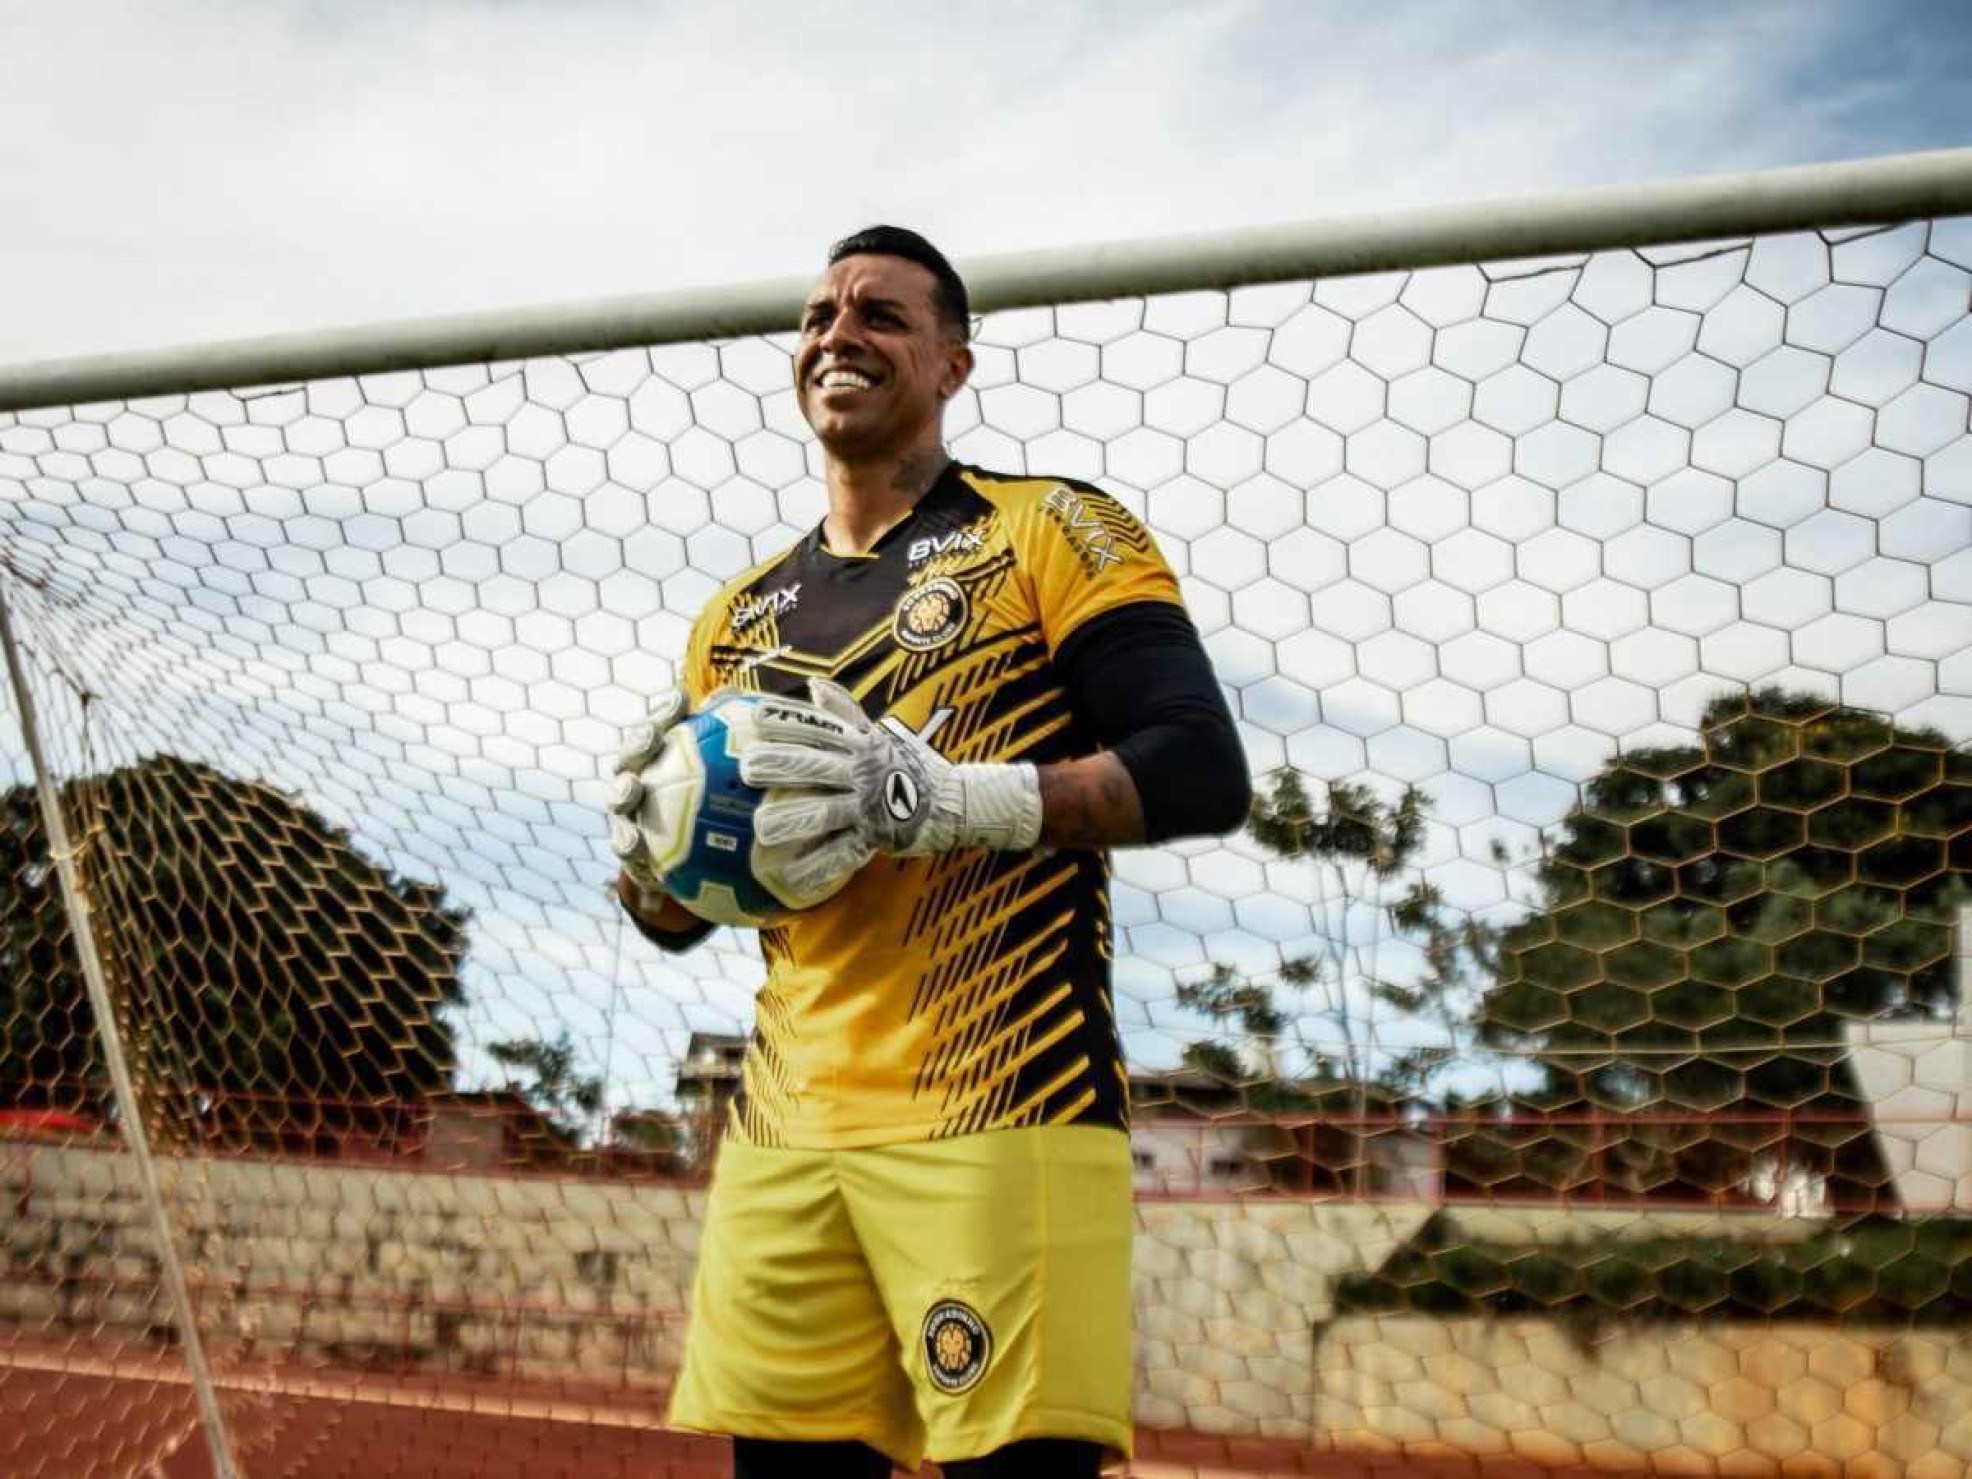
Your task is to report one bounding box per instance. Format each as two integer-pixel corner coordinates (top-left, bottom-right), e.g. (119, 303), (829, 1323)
(1, 147), (1969, 412)
(0, 148), (1970, 1477)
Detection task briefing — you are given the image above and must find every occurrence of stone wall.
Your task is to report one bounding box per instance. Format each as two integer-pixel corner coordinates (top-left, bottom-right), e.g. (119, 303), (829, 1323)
(1315, 1317), (1972, 1477)
(1131, 1200), (1432, 1434)
(6, 1140), (1968, 1472)
(0, 1141), (699, 1382)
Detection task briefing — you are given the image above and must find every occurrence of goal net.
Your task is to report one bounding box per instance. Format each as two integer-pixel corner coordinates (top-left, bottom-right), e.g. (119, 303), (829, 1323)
(1, 157), (1969, 1476)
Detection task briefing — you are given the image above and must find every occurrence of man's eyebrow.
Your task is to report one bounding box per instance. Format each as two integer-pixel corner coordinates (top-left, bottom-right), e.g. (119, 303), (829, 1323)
(800, 290), (917, 323)
(823, 291), (915, 315)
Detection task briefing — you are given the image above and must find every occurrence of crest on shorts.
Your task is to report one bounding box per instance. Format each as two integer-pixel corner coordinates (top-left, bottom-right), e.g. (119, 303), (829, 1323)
(894, 577), (968, 652)
(921, 1299), (991, 1394)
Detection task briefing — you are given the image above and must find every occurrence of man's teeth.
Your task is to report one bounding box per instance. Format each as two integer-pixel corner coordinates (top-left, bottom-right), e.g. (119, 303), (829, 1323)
(820, 370), (874, 390)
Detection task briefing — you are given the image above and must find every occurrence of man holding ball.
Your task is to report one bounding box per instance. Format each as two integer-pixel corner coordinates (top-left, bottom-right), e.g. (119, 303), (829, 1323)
(609, 227), (1250, 1479)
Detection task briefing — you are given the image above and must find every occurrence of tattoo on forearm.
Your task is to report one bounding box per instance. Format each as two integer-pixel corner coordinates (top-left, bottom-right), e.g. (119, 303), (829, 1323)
(1039, 754), (1147, 849)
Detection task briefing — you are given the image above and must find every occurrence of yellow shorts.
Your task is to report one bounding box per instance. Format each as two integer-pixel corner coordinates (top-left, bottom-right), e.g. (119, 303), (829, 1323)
(667, 1124), (1133, 1471)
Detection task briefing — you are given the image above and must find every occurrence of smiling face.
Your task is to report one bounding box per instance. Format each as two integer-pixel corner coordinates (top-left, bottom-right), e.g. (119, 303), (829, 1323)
(794, 253), (973, 464)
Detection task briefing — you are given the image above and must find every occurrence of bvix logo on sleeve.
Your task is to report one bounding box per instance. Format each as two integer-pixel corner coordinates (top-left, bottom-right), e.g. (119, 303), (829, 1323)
(1041, 486), (1124, 575)
(731, 583), (799, 634)
(893, 576), (968, 652)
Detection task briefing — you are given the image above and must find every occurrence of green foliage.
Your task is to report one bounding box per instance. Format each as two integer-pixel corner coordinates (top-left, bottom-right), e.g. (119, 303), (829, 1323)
(487, 1030), (604, 1143)
(1334, 1213), (1972, 1327)
(1176, 963), (1286, 1045)
(1177, 1039), (1246, 1084)
(1248, 771), (1427, 876)
(0, 754), (468, 1125)
(1479, 689), (1970, 1205)
(1181, 769), (1492, 1098)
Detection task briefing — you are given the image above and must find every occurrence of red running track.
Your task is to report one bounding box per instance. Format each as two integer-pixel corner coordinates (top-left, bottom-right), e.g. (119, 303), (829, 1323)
(0, 1359), (1646, 1478)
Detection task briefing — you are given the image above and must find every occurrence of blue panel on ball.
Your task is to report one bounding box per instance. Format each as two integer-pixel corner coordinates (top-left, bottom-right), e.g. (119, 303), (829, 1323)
(657, 695), (780, 926)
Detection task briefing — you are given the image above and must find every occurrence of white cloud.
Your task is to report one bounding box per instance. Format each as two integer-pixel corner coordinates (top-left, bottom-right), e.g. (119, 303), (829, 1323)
(3, 0), (1967, 1103)
(3, 0), (1958, 365)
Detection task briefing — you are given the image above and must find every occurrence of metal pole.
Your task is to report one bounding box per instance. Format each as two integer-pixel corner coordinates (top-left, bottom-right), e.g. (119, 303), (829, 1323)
(0, 579), (243, 1479)
(2, 147), (1970, 413)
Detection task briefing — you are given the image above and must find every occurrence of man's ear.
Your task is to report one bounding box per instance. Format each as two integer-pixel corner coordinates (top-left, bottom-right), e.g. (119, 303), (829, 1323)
(940, 343), (975, 401)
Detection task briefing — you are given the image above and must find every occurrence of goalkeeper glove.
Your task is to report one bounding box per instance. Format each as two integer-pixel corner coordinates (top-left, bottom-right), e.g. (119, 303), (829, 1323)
(741, 678), (1043, 857)
(603, 689), (866, 915)
(604, 690), (689, 900)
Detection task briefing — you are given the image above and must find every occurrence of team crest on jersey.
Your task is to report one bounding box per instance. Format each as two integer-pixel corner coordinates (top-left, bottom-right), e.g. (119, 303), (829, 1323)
(921, 1299), (991, 1394)
(894, 576), (968, 652)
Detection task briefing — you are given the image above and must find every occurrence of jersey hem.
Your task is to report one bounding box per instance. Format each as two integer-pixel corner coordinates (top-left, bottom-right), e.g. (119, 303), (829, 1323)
(726, 1114), (1130, 1152)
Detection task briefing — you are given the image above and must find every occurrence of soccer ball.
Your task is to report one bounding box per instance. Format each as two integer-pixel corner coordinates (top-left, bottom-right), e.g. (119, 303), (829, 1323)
(631, 692), (787, 928)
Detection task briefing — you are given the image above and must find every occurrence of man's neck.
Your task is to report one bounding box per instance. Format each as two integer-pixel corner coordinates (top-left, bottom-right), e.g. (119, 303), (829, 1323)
(820, 442), (951, 555)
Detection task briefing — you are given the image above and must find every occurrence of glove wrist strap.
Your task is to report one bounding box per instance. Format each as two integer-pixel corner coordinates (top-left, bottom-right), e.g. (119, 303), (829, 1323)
(953, 763), (1043, 851)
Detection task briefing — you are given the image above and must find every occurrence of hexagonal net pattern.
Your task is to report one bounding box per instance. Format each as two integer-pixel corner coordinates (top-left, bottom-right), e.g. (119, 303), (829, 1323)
(0, 216), (1968, 1475)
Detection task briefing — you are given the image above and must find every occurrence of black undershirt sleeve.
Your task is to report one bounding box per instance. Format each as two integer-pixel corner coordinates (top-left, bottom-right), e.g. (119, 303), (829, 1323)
(624, 908), (716, 954)
(1054, 601), (1253, 844)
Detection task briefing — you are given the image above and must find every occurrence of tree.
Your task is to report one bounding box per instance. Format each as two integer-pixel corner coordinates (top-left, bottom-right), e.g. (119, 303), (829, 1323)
(486, 1030), (604, 1144)
(1174, 963), (1287, 1085)
(607, 1106), (690, 1176)
(1172, 770), (1497, 1192)
(1184, 769), (1493, 1100)
(0, 754), (469, 1145)
(1479, 689), (1971, 1211)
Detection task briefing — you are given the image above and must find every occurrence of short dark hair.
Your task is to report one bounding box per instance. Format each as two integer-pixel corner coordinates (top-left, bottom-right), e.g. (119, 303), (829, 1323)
(827, 225), (971, 342)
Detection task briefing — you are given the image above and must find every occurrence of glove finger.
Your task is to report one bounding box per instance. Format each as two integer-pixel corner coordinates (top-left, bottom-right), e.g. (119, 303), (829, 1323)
(790, 835), (871, 900)
(652, 689), (689, 730)
(753, 789), (860, 847)
(758, 831), (871, 908)
(614, 691), (689, 774)
(614, 727), (660, 775)
(806, 677), (870, 729)
(604, 771), (646, 819)
(740, 743), (856, 790)
(608, 813), (648, 863)
(750, 695), (859, 752)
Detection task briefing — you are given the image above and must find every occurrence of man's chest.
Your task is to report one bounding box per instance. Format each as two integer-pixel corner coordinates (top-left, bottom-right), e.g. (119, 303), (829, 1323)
(708, 514), (1028, 705)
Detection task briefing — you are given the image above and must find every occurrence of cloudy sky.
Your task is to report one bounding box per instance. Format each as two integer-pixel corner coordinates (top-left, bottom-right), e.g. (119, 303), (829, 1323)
(2, 1), (1969, 1112)
(4, 0), (1971, 367)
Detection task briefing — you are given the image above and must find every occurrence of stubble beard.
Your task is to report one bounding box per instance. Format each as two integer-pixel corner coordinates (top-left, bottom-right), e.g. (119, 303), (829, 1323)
(812, 398), (947, 491)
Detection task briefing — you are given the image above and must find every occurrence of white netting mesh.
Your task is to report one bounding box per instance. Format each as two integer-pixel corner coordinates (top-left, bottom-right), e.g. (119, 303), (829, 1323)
(0, 215), (1968, 1476)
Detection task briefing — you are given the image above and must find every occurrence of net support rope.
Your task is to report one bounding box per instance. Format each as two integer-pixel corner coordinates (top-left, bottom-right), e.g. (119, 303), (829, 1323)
(0, 576), (241, 1479)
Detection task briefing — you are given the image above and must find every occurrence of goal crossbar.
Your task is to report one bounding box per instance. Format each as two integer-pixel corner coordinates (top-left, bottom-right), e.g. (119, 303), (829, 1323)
(4, 147), (1972, 414)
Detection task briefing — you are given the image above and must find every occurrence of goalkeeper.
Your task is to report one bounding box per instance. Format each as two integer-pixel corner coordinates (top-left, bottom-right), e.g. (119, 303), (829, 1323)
(609, 226), (1250, 1479)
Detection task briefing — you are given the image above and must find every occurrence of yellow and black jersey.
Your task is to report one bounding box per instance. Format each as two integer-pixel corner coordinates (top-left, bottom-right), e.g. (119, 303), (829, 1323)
(680, 462), (1185, 1149)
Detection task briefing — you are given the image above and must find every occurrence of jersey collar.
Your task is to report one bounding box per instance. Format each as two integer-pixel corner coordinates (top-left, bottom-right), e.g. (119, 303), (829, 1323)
(805, 460), (968, 562)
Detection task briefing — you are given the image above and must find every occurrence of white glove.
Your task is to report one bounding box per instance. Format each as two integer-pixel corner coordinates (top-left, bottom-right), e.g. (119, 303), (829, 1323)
(603, 689), (866, 918)
(604, 690), (689, 899)
(741, 679), (1043, 857)
(755, 827), (875, 910)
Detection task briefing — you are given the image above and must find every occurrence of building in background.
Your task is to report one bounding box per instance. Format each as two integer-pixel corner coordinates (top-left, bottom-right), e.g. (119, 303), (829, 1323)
(422, 1091), (565, 1171)
(1128, 1070), (1439, 1200)
(1843, 906), (1972, 1215)
(673, 1032), (746, 1172)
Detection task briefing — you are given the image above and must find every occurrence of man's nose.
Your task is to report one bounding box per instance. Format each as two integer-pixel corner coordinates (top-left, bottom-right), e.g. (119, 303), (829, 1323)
(817, 313), (861, 355)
